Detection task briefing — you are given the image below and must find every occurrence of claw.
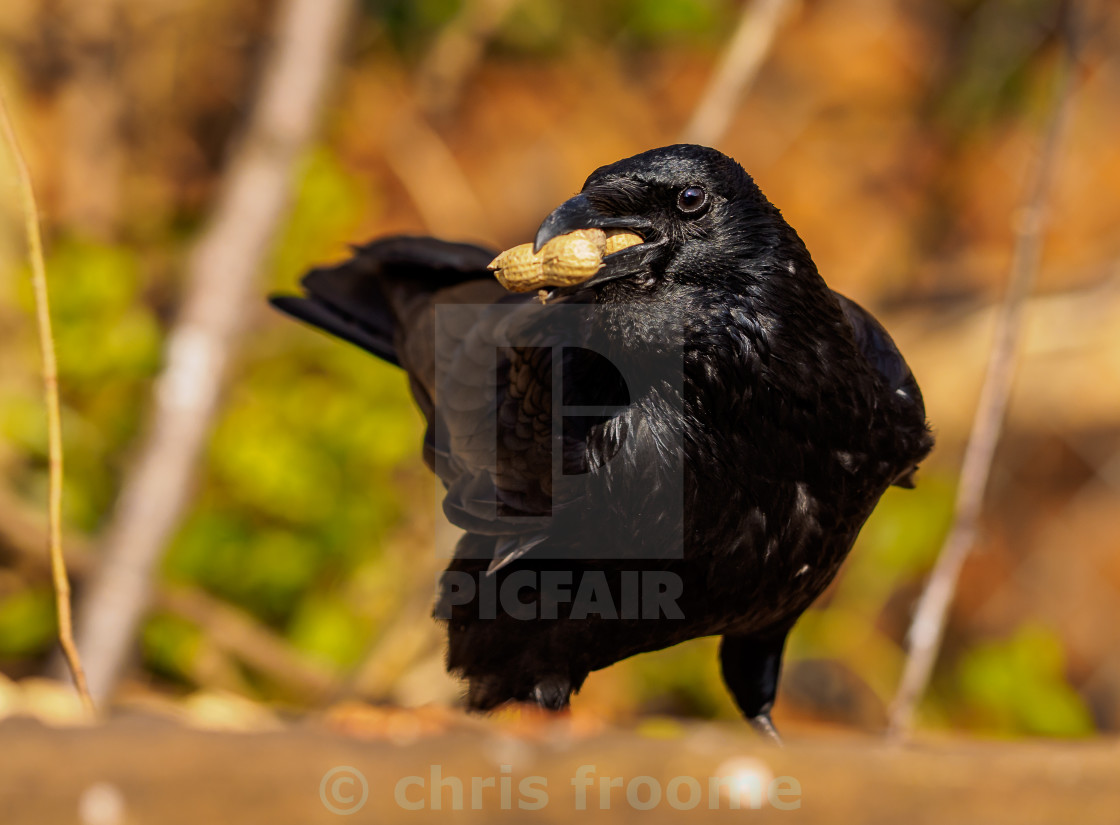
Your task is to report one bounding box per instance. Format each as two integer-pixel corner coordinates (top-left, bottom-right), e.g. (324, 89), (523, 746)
(530, 676), (571, 710)
(748, 712), (784, 746)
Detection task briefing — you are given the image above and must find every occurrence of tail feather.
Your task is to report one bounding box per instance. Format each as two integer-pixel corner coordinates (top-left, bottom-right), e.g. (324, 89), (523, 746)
(269, 289), (400, 366)
(269, 236), (500, 368)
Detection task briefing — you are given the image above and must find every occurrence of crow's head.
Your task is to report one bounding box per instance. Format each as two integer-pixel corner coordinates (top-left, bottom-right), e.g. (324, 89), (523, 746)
(534, 144), (803, 298)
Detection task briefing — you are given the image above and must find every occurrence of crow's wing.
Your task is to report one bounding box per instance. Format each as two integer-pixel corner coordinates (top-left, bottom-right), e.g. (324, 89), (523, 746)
(833, 292), (923, 409)
(271, 236), (594, 566)
(270, 235), (502, 382)
(833, 291), (928, 487)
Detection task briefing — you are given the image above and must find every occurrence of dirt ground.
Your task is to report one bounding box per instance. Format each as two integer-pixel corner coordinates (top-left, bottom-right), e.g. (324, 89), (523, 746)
(1, 714), (1117, 824)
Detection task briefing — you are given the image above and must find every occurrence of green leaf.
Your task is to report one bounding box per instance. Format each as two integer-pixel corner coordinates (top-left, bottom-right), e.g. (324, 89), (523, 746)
(0, 589), (57, 658)
(956, 624), (1095, 736)
(287, 595), (367, 669)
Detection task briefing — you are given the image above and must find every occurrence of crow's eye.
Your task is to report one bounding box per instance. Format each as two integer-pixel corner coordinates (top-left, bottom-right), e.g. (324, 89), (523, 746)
(676, 186), (708, 216)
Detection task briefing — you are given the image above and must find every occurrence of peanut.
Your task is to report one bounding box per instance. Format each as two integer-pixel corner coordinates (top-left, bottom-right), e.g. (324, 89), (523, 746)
(539, 228), (606, 285)
(488, 243), (542, 292)
(604, 228), (644, 255)
(489, 228), (643, 292)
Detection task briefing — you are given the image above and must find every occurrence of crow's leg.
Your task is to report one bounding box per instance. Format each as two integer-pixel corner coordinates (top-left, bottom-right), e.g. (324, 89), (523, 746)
(719, 630), (790, 745)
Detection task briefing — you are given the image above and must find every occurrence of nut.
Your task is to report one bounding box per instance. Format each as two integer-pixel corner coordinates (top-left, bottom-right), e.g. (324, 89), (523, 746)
(489, 228), (643, 292)
(604, 229), (644, 255)
(539, 228), (606, 285)
(488, 243), (543, 292)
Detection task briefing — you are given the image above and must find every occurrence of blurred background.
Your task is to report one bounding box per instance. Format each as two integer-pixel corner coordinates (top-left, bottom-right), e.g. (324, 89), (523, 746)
(0, 0), (1118, 739)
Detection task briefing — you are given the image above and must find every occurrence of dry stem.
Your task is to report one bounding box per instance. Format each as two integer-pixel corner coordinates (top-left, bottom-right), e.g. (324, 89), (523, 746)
(680, 0), (795, 147)
(0, 91), (96, 714)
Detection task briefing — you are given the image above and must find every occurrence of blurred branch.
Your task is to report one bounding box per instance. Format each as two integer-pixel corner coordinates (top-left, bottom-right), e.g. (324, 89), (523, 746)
(0, 91), (95, 715)
(67, 0), (356, 705)
(382, 97), (492, 239)
(414, 0), (521, 120)
(330, 580), (441, 704)
(317, 508), (458, 707)
(680, 0), (795, 147)
(158, 586), (336, 702)
(896, 273), (1120, 436)
(887, 8), (1082, 739)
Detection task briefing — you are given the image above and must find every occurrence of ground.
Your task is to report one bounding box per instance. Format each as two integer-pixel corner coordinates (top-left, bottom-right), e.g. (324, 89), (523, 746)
(1, 709), (1117, 824)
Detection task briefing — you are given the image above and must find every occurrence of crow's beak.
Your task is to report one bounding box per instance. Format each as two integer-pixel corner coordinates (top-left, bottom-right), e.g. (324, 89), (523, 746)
(533, 193), (649, 253)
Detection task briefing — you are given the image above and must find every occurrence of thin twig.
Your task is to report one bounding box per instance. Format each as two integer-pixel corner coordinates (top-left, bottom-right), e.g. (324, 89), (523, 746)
(0, 91), (96, 714)
(679, 0), (795, 147)
(887, 9), (1081, 738)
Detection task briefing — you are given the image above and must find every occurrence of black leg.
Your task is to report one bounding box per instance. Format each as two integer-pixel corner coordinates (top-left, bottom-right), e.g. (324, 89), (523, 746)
(719, 630), (789, 745)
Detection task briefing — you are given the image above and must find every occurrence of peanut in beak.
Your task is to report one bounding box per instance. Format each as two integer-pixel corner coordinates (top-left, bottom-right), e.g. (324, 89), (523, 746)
(488, 228), (643, 293)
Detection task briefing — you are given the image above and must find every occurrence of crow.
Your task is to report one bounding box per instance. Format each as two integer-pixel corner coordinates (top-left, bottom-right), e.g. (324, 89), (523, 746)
(270, 144), (933, 741)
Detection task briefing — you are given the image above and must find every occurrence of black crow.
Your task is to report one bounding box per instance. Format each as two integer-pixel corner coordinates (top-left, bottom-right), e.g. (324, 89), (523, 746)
(270, 144), (933, 741)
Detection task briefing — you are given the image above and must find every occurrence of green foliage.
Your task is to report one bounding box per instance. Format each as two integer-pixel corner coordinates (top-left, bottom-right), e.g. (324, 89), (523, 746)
(624, 637), (739, 719)
(4, 237), (163, 530)
(838, 477), (956, 604)
(788, 477), (955, 661)
(44, 240), (162, 386)
(372, 0), (736, 57)
(141, 614), (202, 685)
(0, 589), (56, 659)
(269, 148), (367, 291)
(287, 593), (369, 669)
(0, 393), (48, 463)
(955, 624), (1094, 737)
(784, 476), (957, 710)
(164, 517), (322, 625)
(0, 143), (419, 684)
(934, 0), (1065, 133)
(618, 0), (731, 43)
(367, 0), (463, 55)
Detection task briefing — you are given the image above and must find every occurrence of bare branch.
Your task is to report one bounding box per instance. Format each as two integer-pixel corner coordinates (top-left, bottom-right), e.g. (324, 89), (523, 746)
(67, 0), (356, 705)
(157, 586), (337, 702)
(679, 0), (795, 147)
(381, 98), (492, 239)
(887, 9), (1083, 738)
(0, 90), (95, 715)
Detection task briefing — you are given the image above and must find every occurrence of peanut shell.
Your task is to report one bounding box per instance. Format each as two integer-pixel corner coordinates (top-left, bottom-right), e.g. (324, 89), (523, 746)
(488, 228), (644, 292)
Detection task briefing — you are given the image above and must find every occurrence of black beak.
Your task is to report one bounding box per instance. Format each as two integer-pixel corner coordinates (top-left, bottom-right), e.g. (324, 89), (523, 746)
(533, 193), (650, 253)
